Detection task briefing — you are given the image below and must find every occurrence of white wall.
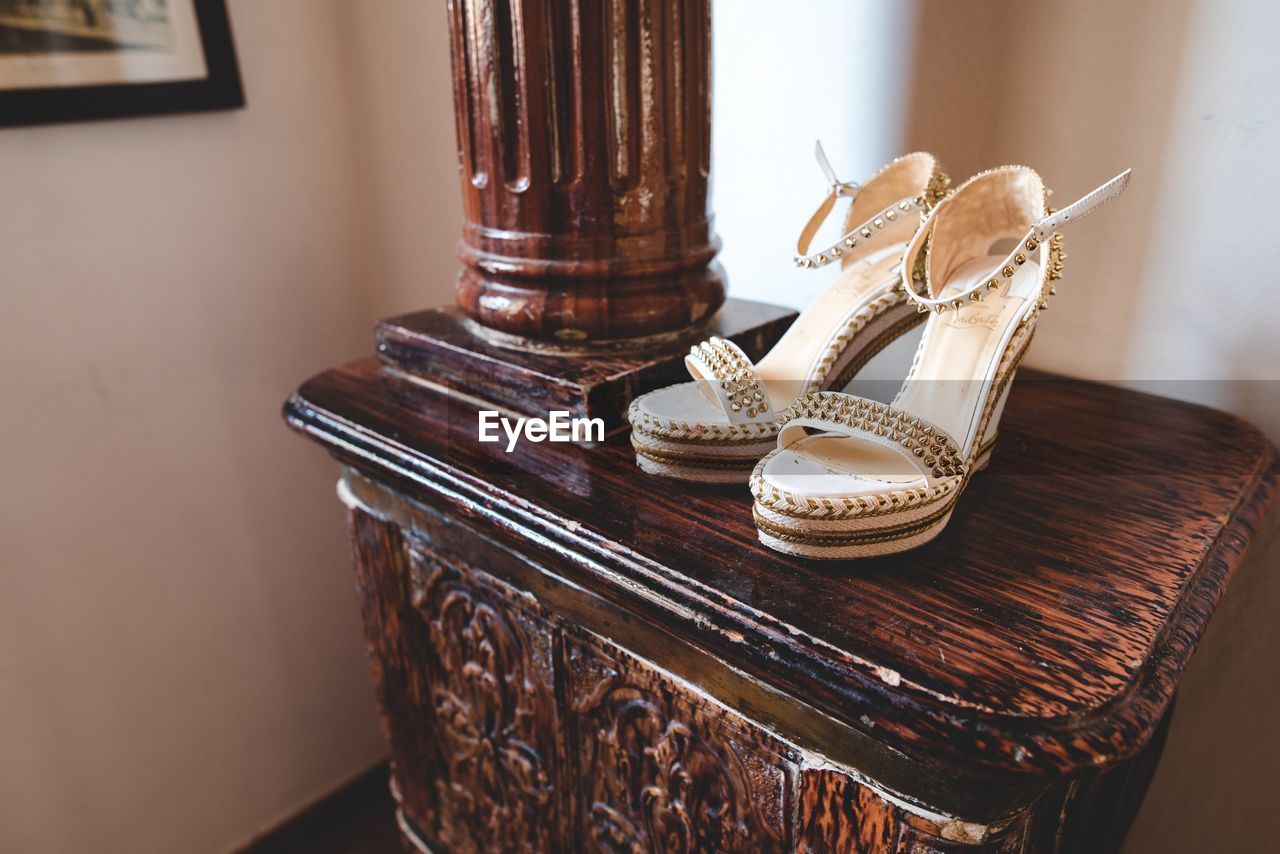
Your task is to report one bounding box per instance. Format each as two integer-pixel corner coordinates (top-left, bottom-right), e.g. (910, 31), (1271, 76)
(0, 2), (397, 851)
(1121, 0), (1280, 431)
(714, 0), (1280, 441)
(711, 0), (916, 322)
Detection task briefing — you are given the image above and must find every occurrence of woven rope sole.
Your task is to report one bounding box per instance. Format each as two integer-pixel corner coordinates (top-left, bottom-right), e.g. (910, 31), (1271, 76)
(750, 427), (996, 559)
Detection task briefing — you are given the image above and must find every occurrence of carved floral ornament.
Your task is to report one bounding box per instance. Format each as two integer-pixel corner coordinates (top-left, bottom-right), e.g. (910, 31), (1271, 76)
(414, 555), (558, 849)
(573, 650), (787, 853)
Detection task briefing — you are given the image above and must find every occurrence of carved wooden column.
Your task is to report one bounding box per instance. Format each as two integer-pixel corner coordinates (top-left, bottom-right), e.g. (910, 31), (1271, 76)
(446, 0), (724, 345)
(374, 0), (786, 434)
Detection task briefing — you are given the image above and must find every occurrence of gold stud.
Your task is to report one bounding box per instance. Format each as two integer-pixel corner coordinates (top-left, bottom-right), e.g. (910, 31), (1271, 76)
(970, 291), (983, 302)
(747, 407), (757, 418)
(816, 254), (826, 264)
(1014, 253), (1026, 265)
(899, 201), (911, 211)
(936, 304), (948, 313)
(873, 217), (885, 229)
(832, 246), (842, 256)
(987, 279), (1000, 291)
(952, 299), (962, 309)
(845, 237), (856, 248)
(1003, 265), (1015, 277)
(1026, 237), (1039, 251)
(861, 227), (873, 238)
(760, 401), (768, 412)
(885, 209), (897, 221)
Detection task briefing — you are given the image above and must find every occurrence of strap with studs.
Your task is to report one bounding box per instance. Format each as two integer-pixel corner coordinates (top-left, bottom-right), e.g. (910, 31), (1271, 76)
(685, 337), (771, 424)
(778, 392), (966, 480)
(793, 140), (922, 270)
(794, 196), (923, 270)
(901, 170), (1131, 314)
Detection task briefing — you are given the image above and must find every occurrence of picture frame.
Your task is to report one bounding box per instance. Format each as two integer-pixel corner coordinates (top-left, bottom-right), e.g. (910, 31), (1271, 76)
(0, 0), (243, 127)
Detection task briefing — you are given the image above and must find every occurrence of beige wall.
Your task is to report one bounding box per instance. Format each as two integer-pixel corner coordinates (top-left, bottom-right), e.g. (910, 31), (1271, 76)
(0, 2), (456, 851)
(903, 0), (1280, 441)
(716, 0), (1280, 443)
(335, 3), (461, 320)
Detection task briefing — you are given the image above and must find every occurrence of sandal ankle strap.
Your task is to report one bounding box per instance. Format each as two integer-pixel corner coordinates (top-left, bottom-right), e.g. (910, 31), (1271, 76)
(901, 169), (1131, 314)
(1032, 170), (1131, 241)
(794, 144), (945, 270)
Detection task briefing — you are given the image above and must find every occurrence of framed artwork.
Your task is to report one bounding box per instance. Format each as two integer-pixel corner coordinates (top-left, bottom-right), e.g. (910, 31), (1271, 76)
(0, 0), (243, 127)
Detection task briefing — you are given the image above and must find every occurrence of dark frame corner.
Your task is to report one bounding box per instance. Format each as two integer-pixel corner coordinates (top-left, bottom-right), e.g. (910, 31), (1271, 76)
(0, 0), (244, 128)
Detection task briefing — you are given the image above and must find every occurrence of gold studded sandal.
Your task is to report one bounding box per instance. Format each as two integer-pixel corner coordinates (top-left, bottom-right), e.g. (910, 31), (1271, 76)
(629, 144), (949, 482)
(752, 165), (1131, 557)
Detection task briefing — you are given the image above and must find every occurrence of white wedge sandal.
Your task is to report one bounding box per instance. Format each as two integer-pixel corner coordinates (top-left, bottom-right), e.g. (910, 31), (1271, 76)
(629, 144), (950, 482)
(751, 165), (1131, 558)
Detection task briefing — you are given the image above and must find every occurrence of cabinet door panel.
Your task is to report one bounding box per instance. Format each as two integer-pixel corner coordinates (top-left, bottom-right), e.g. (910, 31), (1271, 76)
(349, 508), (568, 853)
(565, 627), (797, 852)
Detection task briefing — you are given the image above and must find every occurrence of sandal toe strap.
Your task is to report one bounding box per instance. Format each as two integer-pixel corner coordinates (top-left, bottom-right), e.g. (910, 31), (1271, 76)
(778, 392), (965, 480)
(685, 337), (772, 425)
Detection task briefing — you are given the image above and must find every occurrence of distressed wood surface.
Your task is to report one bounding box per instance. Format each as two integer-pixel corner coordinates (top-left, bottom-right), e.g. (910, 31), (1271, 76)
(290, 363), (1278, 778)
(447, 0), (724, 342)
(796, 770), (1030, 853)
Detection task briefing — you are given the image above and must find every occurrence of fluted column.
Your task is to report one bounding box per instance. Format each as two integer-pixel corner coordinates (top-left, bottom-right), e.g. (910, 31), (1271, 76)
(446, 0), (724, 346)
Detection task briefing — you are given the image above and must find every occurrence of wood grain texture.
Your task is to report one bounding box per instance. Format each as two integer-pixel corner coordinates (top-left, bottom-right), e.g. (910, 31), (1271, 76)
(795, 715), (1169, 854)
(293, 364), (1278, 779)
(375, 300), (795, 433)
(796, 770), (1032, 853)
(446, 0), (724, 342)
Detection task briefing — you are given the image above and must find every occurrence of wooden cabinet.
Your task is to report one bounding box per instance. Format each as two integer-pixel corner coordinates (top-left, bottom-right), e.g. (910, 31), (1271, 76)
(347, 494), (798, 852)
(288, 351), (1277, 852)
